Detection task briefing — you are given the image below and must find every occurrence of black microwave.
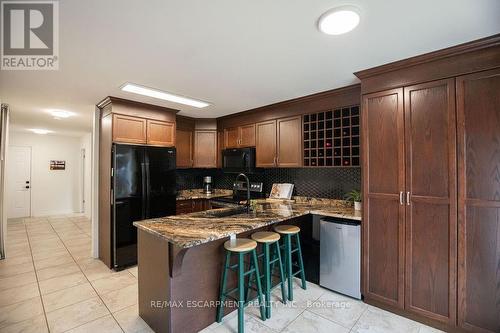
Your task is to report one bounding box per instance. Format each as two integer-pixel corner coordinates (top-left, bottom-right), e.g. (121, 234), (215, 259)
(222, 147), (256, 173)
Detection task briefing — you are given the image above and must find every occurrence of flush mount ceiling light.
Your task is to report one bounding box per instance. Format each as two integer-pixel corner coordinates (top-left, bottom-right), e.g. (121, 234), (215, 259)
(121, 83), (210, 108)
(29, 128), (53, 135)
(318, 6), (360, 35)
(47, 109), (75, 119)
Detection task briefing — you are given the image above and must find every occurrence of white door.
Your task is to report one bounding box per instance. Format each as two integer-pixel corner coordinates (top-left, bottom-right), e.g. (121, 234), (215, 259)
(7, 146), (31, 218)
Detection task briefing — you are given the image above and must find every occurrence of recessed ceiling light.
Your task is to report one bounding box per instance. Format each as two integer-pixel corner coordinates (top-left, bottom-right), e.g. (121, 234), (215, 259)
(48, 109), (75, 119)
(29, 128), (53, 135)
(318, 6), (360, 35)
(121, 83), (210, 108)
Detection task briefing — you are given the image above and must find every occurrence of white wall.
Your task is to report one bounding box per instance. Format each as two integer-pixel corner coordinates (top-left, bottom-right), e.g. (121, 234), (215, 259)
(80, 133), (92, 218)
(8, 132), (88, 217)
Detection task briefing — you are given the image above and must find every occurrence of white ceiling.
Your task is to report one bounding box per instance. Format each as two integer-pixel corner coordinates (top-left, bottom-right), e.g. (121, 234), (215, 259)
(1, 0), (499, 136)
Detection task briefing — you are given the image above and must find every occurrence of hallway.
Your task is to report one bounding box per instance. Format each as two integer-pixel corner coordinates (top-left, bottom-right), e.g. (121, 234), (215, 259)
(0, 215), (150, 333)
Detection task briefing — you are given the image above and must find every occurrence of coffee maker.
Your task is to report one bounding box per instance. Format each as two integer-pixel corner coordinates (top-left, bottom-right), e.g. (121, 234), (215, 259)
(203, 176), (213, 194)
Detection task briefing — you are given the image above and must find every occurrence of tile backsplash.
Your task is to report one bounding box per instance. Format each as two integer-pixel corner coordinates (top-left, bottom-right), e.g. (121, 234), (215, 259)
(176, 167), (361, 199)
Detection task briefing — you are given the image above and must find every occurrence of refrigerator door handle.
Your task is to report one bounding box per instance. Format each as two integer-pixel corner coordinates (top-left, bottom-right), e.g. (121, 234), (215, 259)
(145, 162), (150, 218)
(141, 163), (147, 219)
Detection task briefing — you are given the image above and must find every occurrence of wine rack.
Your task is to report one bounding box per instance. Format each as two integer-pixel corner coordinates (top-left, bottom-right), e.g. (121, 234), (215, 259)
(303, 105), (360, 167)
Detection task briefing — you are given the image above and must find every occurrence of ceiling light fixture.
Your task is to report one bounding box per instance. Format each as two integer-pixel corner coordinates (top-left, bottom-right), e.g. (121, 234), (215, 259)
(48, 109), (75, 119)
(29, 128), (53, 135)
(318, 6), (360, 35)
(121, 83), (210, 108)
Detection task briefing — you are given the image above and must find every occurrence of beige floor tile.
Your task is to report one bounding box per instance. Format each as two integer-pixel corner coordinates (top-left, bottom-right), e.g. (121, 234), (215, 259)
(39, 272), (87, 295)
(79, 259), (115, 281)
(351, 305), (421, 333)
(36, 261), (80, 281)
(246, 294), (304, 331)
(211, 311), (276, 333)
(31, 248), (69, 261)
(46, 297), (110, 333)
(91, 271), (136, 295)
(0, 261), (35, 279)
(42, 282), (97, 312)
(101, 283), (138, 312)
(0, 282), (40, 307)
(3, 247), (31, 259)
(0, 255), (32, 268)
(0, 297), (44, 329)
(0, 271), (37, 291)
(0, 314), (48, 333)
(128, 266), (138, 278)
(70, 249), (93, 262)
(65, 315), (122, 333)
(308, 289), (367, 328)
(113, 304), (154, 333)
(282, 310), (349, 333)
(33, 253), (75, 270)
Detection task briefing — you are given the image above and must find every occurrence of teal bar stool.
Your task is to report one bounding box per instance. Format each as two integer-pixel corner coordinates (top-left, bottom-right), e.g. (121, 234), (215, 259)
(216, 238), (266, 333)
(273, 225), (307, 301)
(250, 231), (287, 319)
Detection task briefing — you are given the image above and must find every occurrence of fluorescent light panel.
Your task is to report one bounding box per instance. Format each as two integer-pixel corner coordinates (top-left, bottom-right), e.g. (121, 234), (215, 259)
(48, 109), (75, 118)
(121, 83), (210, 108)
(29, 128), (53, 135)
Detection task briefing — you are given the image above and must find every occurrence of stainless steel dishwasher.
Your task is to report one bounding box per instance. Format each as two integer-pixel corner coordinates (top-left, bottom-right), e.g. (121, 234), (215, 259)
(320, 217), (361, 299)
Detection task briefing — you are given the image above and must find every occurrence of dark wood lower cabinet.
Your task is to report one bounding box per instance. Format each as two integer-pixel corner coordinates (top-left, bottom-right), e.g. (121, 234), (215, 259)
(176, 199), (210, 215)
(456, 68), (500, 333)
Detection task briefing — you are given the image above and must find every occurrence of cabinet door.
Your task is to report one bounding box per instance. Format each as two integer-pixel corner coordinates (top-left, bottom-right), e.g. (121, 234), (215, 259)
(362, 89), (405, 309)
(224, 127), (240, 148)
(194, 130), (217, 168)
(277, 116), (302, 167)
(176, 129), (193, 168)
(256, 120), (277, 167)
(112, 114), (147, 144)
(147, 120), (175, 146)
(457, 69), (500, 333)
(239, 124), (256, 147)
(404, 79), (457, 325)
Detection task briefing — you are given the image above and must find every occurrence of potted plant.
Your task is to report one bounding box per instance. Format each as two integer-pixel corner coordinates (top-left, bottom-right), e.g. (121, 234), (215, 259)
(345, 189), (362, 211)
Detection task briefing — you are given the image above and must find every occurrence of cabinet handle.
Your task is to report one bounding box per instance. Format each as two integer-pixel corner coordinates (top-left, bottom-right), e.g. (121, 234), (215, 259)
(399, 191), (404, 205)
(407, 192), (411, 205)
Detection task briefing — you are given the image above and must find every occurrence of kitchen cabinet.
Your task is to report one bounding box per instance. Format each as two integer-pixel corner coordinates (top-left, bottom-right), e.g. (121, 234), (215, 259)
(176, 128), (193, 168)
(194, 130), (217, 168)
(277, 116), (302, 167)
(256, 120), (277, 167)
(147, 119), (175, 146)
(176, 199), (210, 214)
(357, 36), (500, 333)
(112, 114), (147, 144)
(456, 68), (500, 333)
(256, 117), (302, 167)
(224, 123), (256, 148)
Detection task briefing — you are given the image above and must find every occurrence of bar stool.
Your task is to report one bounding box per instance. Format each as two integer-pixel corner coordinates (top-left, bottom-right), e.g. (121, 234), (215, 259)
(216, 238), (266, 333)
(273, 225), (307, 301)
(250, 231), (287, 319)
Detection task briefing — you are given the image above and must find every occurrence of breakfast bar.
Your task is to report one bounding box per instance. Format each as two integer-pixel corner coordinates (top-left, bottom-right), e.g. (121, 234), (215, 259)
(133, 198), (361, 333)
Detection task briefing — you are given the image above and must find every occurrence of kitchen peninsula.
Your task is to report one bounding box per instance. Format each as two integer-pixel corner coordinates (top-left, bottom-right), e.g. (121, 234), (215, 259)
(133, 198), (361, 333)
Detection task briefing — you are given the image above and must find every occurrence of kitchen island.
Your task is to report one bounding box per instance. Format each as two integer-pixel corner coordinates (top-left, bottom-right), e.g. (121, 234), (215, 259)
(133, 197), (361, 333)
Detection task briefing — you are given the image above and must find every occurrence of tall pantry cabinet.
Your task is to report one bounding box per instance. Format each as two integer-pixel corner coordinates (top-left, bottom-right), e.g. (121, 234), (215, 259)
(356, 35), (500, 333)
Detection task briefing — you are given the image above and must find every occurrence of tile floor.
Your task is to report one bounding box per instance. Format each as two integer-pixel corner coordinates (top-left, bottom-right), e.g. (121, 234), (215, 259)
(1, 215), (443, 333)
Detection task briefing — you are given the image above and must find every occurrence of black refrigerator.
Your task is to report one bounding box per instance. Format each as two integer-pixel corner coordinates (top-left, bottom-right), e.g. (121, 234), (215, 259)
(112, 144), (176, 269)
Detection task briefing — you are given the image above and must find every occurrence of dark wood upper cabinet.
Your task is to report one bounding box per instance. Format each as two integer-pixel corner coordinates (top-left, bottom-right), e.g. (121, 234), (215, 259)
(256, 120), (277, 167)
(362, 88), (405, 309)
(277, 116), (302, 167)
(194, 130), (217, 168)
(176, 128), (193, 168)
(112, 114), (147, 144)
(146, 120), (175, 146)
(456, 68), (500, 333)
(224, 124), (256, 148)
(403, 79), (457, 325)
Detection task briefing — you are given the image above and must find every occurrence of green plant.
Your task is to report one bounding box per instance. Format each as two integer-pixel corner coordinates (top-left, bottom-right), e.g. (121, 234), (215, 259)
(345, 189), (362, 202)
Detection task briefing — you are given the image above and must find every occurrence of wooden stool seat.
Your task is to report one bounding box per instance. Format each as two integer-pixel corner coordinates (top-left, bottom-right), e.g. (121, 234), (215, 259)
(274, 225), (300, 235)
(224, 239), (257, 252)
(251, 232), (280, 243)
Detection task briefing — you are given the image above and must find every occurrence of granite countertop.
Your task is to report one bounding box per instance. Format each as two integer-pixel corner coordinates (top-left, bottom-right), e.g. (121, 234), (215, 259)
(134, 197), (362, 248)
(176, 189), (233, 201)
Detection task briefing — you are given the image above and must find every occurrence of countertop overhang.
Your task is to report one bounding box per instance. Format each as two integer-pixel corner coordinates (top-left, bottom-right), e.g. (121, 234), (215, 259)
(134, 197), (361, 248)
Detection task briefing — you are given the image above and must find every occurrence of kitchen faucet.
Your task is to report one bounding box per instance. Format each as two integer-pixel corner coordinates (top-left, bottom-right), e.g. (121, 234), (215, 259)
(235, 173), (251, 212)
